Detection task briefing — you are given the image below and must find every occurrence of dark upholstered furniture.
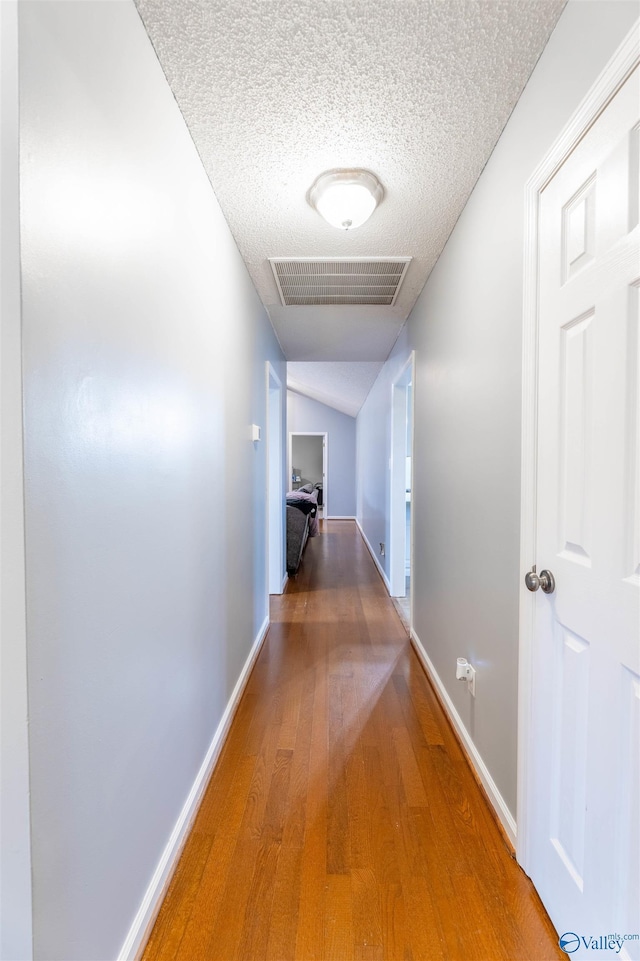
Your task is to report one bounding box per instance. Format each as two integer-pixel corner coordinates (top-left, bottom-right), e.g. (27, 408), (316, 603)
(286, 486), (319, 575)
(286, 505), (309, 576)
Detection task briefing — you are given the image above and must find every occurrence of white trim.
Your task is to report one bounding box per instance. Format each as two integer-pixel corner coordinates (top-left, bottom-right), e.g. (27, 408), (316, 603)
(266, 362), (285, 596)
(326, 515), (356, 520)
(389, 352), (415, 614)
(0, 2), (34, 957)
(409, 357), (416, 630)
(517, 20), (639, 874)
(411, 629), (517, 848)
(281, 572), (289, 593)
(355, 519), (391, 592)
(118, 616), (270, 961)
(528, 25), (639, 197)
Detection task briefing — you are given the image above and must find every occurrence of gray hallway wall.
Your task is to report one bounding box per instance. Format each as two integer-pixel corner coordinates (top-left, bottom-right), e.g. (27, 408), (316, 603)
(18, 2), (285, 957)
(357, 0), (638, 824)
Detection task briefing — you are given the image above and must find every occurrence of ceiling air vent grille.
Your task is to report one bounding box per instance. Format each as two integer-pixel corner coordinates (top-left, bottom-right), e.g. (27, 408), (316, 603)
(269, 257), (411, 307)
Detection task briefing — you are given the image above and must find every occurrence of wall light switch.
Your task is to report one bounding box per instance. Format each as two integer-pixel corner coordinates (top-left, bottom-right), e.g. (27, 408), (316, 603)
(251, 424), (261, 442)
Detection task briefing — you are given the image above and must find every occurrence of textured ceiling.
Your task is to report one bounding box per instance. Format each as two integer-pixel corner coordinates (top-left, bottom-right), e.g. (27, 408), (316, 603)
(135, 0), (566, 411)
(288, 362), (384, 418)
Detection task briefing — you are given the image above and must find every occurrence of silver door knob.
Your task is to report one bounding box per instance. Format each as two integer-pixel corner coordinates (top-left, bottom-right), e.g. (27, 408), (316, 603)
(525, 566), (555, 594)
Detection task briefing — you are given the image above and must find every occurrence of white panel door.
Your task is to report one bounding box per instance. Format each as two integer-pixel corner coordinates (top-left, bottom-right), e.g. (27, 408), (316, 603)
(529, 66), (640, 958)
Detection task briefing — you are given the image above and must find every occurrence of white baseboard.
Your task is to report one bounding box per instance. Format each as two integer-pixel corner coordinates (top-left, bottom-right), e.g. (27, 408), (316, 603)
(410, 628), (517, 848)
(355, 518), (391, 592)
(281, 572), (289, 593)
(118, 615), (270, 961)
(326, 515), (356, 520)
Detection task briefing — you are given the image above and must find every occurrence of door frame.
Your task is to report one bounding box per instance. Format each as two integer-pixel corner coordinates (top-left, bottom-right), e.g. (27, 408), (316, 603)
(266, 362), (285, 594)
(1, 2), (34, 955)
(517, 23), (639, 872)
(288, 432), (327, 517)
(390, 352), (415, 608)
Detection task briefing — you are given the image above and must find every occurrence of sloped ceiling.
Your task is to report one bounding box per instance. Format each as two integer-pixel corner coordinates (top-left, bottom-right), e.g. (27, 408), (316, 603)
(135, 0), (566, 413)
(288, 361), (384, 417)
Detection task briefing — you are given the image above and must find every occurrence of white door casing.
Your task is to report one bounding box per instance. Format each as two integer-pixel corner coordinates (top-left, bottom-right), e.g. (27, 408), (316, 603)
(266, 363), (284, 595)
(0, 2), (34, 955)
(519, 26), (639, 957)
(390, 352), (415, 602)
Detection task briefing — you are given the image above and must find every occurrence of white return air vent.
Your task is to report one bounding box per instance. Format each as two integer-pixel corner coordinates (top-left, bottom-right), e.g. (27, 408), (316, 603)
(269, 257), (411, 307)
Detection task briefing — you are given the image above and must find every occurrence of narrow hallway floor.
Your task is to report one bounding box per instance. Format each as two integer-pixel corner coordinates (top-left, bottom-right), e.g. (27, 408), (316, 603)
(142, 520), (562, 961)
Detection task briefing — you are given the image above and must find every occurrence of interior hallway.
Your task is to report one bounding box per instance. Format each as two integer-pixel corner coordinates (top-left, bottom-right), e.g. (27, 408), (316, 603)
(142, 521), (562, 961)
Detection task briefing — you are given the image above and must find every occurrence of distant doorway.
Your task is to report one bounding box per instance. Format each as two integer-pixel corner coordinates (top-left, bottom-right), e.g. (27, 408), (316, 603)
(288, 432), (327, 517)
(390, 354), (415, 623)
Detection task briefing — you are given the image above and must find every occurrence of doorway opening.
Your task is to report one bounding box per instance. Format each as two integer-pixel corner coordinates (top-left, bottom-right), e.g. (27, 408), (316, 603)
(390, 353), (415, 626)
(288, 433), (327, 519)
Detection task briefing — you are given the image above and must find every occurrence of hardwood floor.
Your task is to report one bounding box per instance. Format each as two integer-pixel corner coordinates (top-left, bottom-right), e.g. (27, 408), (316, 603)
(142, 521), (562, 961)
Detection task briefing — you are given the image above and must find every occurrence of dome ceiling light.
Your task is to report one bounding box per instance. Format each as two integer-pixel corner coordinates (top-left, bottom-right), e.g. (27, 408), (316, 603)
(308, 169), (384, 230)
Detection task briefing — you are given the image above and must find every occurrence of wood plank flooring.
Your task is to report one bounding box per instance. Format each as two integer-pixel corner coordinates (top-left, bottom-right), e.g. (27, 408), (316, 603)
(142, 520), (562, 961)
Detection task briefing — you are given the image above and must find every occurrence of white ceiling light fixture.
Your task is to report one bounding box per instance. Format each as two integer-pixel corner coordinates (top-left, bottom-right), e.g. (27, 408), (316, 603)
(309, 169), (384, 230)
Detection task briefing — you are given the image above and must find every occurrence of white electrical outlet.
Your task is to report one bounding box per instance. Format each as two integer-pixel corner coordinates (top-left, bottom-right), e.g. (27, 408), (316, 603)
(467, 664), (476, 697)
(456, 657), (476, 696)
